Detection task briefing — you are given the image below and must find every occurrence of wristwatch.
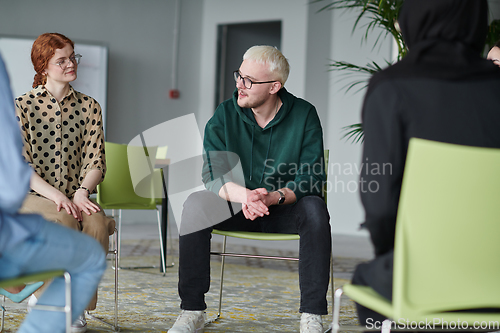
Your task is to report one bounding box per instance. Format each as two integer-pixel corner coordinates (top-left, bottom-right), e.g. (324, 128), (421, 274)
(277, 190), (285, 205)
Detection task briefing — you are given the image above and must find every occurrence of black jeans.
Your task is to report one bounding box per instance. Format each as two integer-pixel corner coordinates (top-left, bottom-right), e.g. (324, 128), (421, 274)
(177, 190), (331, 315)
(351, 251), (394, 326)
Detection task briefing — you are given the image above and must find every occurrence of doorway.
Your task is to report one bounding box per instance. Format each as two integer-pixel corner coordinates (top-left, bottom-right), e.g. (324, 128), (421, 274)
(215, 21), (282, 108)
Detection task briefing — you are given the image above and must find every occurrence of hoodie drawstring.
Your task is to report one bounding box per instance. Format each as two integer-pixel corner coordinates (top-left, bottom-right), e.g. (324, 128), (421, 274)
(260, 127), (273, 184)
(249, 126), (273, 184)
(249, 126), (254, 181)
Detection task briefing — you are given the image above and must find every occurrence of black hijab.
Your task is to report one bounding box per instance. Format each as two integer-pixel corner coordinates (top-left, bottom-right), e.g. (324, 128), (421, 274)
(399, 0), (487, 56)
(367, 0), (499, 95)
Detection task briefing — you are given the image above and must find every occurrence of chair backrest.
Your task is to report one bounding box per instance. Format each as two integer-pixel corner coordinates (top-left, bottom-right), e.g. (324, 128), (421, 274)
(156, 145), (168, 160)
(97, 142), (160, 209)
(393, 138), (500, 320)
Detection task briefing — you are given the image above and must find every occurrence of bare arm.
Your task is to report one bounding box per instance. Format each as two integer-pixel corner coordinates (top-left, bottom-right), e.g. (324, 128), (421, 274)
(30, 172), (82, 221)
(72, 169), (103, 216)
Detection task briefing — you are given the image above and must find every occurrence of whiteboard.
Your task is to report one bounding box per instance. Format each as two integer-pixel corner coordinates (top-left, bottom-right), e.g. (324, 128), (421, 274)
(0, 36), (108, 133)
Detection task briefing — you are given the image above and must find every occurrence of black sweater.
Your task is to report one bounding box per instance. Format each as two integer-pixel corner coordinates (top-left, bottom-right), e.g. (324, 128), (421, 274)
(360, 73), (500, 257)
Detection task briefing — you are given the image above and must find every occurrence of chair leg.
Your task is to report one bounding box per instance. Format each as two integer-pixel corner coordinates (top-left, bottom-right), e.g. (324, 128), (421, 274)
(113, 229), (119, 329)
(1, 296), (5, 333)
(116, 208), (168, 273)
(332, 288), (343, 333)
(117, 210), (123, 268)
(330, 251), (334, 332)
(63, 272), (72, 333)
(156, 209), (166, 275)
(217, 235), (228, 319)
(157, 204), (175, 272)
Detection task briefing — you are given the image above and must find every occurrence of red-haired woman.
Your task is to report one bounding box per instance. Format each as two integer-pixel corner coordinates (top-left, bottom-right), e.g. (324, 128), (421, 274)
(14, 32), (115, 333)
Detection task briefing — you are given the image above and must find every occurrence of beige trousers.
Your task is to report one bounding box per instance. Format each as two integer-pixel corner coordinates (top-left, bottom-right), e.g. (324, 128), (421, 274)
(20, 194), (116, 310)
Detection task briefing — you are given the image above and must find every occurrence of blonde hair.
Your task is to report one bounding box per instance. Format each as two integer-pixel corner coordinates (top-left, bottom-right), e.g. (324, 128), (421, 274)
(243, 45), (290, 85)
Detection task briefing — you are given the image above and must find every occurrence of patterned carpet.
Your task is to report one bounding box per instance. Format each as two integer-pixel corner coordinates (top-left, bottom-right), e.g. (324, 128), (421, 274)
(1, 239), (365, 332)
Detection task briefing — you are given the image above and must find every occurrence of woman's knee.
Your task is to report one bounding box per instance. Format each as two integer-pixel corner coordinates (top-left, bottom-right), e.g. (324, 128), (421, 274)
(81, 212), (113, 237)
(53, 212), (81, 231)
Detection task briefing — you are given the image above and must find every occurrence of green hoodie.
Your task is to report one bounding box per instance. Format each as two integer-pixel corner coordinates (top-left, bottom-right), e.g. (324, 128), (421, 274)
(202, 88), (325, 202)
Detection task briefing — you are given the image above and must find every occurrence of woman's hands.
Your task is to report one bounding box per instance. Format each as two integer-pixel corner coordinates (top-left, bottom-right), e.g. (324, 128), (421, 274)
(30, 169), (103, 221)
(52, 190), (83, 221)
(73, 189), (101, 218)
(52, 189), (100, 222)
(71, 169), (103, 220)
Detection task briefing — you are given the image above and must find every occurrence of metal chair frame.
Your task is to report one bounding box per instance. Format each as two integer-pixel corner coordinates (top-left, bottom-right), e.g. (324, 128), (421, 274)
(0, 270), (72, 333)
(210, 232), (335, 331)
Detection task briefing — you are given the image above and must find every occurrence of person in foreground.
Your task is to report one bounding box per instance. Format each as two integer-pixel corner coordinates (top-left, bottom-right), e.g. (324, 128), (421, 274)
(0, 53), (106, 333)
(14, 32), (115, 332)
(168, 45), (331, 333)
(487, 40), (500, 67)
(352, 0), (500, 327)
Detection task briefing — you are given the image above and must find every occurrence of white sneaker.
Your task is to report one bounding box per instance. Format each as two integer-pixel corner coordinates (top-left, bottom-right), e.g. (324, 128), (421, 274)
(71, 313), (87, 333)
(27, 294), (37, 313)
(300, 313), (323, 333)
(168, 310), (205, 333)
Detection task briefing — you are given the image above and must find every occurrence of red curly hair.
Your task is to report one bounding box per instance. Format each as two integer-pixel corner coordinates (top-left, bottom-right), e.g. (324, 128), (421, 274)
(31, 32), (74, 88)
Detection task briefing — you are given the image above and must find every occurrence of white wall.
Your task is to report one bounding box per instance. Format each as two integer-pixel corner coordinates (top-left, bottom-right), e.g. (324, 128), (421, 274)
(198, 0), (309, 128)
(0, 0), (204, 145)
(326, 9), (393, 235)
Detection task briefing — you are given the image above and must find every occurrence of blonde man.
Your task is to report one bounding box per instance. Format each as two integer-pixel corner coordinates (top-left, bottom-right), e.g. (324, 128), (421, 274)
(168, 46), (331, 333)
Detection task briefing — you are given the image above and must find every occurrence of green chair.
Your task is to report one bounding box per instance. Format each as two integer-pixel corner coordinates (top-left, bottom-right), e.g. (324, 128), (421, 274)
(210, 150), (334, 328)
(0, 270), (71, 333)
(0, 233), (118, 332)
(332, 138), (500, 333)
(97, 142), (167, 273)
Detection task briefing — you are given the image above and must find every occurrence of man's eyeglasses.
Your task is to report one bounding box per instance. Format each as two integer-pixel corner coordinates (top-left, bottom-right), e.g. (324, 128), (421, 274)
(233, 70), (278, 89)
(51, 54), (82, 70)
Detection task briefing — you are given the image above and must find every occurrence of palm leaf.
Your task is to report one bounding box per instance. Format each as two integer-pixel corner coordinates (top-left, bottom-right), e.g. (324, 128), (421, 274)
(341, 123), (364, 143)
(329, 60), (389, 93)
(312, 0), (406, 56)
(311, 0), (405, 143)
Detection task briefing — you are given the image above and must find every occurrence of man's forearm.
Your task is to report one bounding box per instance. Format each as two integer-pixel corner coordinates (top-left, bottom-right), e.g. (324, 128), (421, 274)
(218, 181), (249, 203)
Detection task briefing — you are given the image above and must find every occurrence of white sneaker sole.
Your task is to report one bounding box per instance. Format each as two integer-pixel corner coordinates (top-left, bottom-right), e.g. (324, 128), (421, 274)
(71, 323), (87, 333)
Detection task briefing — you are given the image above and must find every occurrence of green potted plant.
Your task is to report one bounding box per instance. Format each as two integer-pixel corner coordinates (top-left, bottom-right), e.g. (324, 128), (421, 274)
(314, 0), (500, 143)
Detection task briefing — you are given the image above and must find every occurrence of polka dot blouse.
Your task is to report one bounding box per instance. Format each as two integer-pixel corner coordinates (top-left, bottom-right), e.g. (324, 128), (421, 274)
(15, 85), (106, 198)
